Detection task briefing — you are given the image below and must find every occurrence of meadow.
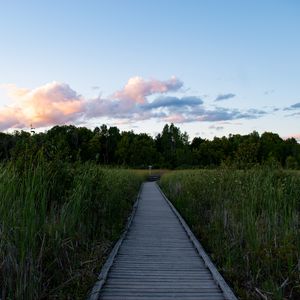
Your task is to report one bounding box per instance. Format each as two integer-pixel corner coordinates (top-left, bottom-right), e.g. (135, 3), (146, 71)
(1, 157), (299, 300)
(160, 169), (300, 299)
(0, 158), (143, 299)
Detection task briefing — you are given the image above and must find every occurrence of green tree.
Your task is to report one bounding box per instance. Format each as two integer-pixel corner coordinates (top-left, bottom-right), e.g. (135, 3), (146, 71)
(156, 123), (189, 168)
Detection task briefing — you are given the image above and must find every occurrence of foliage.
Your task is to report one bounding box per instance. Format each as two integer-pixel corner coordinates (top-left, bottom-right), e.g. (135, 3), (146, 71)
(1, 125), (299, 169)
(0, 157), (143, 299)
(160, 169), (300, 299)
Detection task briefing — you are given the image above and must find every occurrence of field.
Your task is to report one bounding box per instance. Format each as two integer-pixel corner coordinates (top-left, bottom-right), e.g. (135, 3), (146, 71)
(0, 159), (143, 299)
(1, 162), (299, 300)
(160, 169), (300, 299)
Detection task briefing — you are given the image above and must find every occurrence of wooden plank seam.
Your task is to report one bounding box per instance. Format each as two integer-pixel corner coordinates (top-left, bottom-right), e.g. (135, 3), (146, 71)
(156, 183), (238, 300)
(88, 183), (144, 300)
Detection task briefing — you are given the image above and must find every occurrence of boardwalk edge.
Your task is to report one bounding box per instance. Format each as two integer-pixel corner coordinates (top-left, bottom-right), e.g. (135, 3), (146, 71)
(87, 183), (143, 300)
(156, 183), (239, 300)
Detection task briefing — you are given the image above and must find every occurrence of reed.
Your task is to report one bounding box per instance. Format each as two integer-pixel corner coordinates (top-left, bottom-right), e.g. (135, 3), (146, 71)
(0, 159), (142, 299)
(160, 169), (300, 299)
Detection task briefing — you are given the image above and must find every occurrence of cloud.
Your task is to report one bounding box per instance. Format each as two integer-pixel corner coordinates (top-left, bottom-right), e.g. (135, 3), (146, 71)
(219, 121), (243, 125)
(0, 107), (23, 131)
(187, 107), (266, 122)
(245, 108), (267, 115)
(264, 89), (275, 95)
(143, 96), (203, 110)
(163, 114), (188, 123)
(0, 82), (84, 129)
(0, 77), (269, 130)
(112, 76), (183, 103)
(209, 125), (224, 131)
(215, 93), (236, 101)
(284, 102), (300, 111)
(290, 102), (300, 109)
(285, 111), (300, 117)
(284, 102), (300, 116)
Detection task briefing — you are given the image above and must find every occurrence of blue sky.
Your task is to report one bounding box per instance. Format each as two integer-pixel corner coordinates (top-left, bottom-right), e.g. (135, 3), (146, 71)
(0, 0), (299, 140)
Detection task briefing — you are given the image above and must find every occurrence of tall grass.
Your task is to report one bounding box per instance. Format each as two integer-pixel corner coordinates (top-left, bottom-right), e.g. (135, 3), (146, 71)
(0, 158), (143, 299)
(160, 169), (300, 299)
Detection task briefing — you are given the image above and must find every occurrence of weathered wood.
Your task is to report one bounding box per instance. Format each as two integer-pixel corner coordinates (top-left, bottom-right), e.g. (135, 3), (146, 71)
(90, 182), (238, 300)
(88, 184), (143, 300)
(157, 184), (238, 300)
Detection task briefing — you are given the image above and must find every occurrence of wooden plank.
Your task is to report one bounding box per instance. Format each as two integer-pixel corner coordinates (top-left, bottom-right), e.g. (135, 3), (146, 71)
(89, 182), (238, 300)
(88, 184), (143, 300)
(157, 183), (238, 300)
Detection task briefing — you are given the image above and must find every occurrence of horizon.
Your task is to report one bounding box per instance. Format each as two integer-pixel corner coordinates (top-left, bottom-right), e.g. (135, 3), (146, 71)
(1, 1), (299, 140)
(1, 122), (299, 144)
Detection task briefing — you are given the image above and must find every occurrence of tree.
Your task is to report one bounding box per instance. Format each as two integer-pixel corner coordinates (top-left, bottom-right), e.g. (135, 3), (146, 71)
(116, 131), (135, 165)
(130, 134), (157, 167)
(259, 132), (284, 165)
(155, 123), (189, 168)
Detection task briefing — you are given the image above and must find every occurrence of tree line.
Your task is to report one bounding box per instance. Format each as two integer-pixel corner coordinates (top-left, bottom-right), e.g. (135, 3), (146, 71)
(0, 123), (299, 169)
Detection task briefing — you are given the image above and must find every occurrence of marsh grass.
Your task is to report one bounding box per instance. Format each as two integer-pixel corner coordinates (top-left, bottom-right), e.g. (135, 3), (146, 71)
(0, 158), (142, 299)
(160, 169), (300, 299)
(132, 168), (171, 179)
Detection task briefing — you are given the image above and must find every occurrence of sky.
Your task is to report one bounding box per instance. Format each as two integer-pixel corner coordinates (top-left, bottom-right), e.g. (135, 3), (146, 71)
(0, 0), (299, 141)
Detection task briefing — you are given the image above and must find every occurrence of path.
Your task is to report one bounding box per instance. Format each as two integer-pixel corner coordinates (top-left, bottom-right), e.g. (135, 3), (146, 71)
(91, 182), (237, 300)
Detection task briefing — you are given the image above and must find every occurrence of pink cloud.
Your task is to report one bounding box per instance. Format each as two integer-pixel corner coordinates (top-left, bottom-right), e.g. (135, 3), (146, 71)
(0, 107), (23, 131)
(0, 82), (84, 129)
(0, 78), (184, 130)
(163, 114), (187, 123)
(0, 77), (184, 130)
(0, 76), (268, 131)
(112, 76), (183, 103)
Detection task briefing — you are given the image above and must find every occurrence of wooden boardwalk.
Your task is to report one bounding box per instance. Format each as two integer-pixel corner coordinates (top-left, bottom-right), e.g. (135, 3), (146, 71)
(90, 182), (237, 300)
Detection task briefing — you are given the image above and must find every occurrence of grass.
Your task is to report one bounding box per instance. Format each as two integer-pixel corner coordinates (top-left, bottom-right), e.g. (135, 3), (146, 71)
(0, 158), (143, 299)
(133, 168), (171, 178)
(160, 169), (300, 299)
